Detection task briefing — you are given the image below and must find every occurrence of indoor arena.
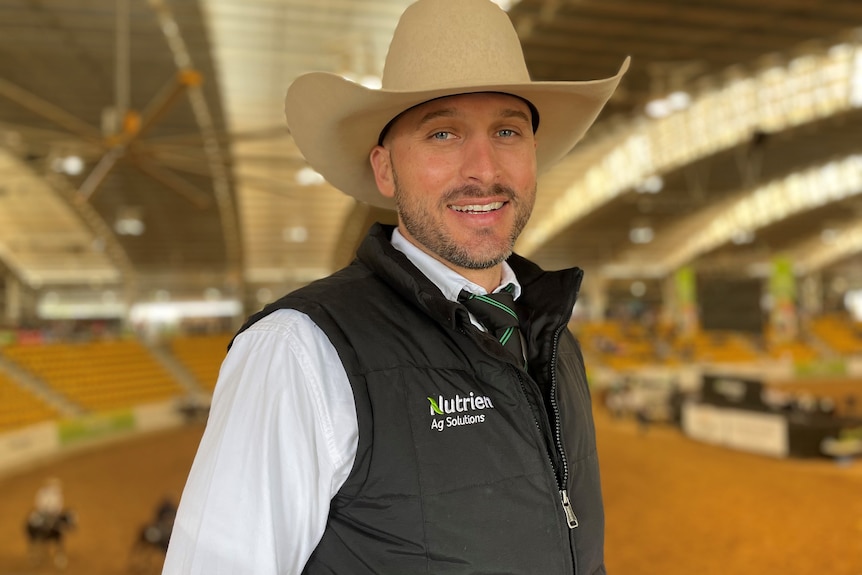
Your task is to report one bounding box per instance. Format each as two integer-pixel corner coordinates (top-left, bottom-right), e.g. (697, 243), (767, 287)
(1, 1), (861, 574)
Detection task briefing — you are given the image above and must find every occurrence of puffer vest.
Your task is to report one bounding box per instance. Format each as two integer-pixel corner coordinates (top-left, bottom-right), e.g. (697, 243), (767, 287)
(237, 224), (606, 575)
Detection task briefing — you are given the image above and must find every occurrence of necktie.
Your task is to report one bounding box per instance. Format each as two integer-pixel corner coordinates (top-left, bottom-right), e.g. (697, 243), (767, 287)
(459, 284), (525, 367)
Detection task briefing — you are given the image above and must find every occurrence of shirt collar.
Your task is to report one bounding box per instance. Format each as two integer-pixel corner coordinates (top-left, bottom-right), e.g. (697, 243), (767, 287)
(391, 227), (522, 302)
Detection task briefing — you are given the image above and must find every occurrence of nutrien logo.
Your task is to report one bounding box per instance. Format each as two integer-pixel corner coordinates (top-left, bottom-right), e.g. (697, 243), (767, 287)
(427, 392), (494, 432)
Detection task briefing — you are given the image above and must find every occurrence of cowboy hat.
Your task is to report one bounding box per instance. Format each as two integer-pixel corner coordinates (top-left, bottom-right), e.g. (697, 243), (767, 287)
(285, 0), (629, 209)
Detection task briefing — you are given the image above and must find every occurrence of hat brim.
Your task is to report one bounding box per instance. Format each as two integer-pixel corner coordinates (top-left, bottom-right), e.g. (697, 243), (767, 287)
(285, 57), (630, 209)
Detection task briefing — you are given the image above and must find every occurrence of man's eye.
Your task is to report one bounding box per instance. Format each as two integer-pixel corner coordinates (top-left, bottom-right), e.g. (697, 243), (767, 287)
(431, 131), (451, 140)
(498, 129), (517, 137)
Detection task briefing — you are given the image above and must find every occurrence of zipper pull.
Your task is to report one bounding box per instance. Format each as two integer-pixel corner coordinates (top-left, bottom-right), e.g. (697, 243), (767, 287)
(560, 489), (579, 529)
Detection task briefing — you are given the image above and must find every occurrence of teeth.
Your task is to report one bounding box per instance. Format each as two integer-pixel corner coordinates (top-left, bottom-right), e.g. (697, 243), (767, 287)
(451, 201), (504, 213)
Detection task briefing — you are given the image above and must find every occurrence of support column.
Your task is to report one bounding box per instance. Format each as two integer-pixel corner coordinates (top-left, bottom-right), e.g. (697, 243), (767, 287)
(799, 273), (823, 317)
(4, 273), (21, 326)
(669, 267), (699, 339)
(769, 256), (798, 342)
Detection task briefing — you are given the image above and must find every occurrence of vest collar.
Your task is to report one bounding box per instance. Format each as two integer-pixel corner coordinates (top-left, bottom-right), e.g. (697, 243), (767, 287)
(357, 223), (583, 337)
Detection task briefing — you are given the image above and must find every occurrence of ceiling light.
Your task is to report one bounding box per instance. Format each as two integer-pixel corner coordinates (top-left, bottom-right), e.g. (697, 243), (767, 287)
(645, 91), (692, 119)
(52, 155), (85, 175)
(64, 155), (85, 175)
(645, 98), (672, 119)
(630, 281), (647, 297)
(667, 91), (691, 111)
(731, 229), (755, 245)
(283, 225), (308, 243)
(629, 226), (654, 244)
(820, 228), (839, 243)
(115, 208), (145, 236)
(635, 175), (663, 194)
(114, 217), (145, 236)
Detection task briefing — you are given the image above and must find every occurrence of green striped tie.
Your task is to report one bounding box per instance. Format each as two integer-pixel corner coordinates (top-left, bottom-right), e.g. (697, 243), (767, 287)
(459, 284), (526, 367)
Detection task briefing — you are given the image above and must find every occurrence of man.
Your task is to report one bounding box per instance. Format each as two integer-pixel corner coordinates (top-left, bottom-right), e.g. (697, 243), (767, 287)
(27, 477), (72, 569)
(32, 477), (64, 521)
(163, 0), (628, 573)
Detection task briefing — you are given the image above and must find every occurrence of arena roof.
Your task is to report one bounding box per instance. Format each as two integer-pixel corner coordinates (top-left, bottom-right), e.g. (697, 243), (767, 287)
(0, 0), (860, 313)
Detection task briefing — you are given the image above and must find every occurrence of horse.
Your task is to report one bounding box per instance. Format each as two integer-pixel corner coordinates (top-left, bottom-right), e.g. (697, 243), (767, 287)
(24, 509), (76, 569)
(128, 517), (173, 574)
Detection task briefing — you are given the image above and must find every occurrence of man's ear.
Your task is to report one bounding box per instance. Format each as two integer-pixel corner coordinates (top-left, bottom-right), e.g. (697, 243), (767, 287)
(370, 146), (395, 199)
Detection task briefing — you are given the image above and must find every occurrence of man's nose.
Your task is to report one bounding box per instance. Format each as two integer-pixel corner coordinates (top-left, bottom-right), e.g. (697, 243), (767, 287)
(460, 136), (500, 184)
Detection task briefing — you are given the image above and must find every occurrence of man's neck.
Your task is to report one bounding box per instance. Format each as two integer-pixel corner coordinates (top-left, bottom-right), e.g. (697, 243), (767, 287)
(458, 267), (503, 295)
(396, 226), (503, 293)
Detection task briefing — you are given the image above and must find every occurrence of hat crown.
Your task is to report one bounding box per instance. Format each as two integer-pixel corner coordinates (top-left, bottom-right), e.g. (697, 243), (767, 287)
(382, 0), (532, 91)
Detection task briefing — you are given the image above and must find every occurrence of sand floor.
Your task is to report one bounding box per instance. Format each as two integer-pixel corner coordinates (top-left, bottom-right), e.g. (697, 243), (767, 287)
(0, 404), (860, 575)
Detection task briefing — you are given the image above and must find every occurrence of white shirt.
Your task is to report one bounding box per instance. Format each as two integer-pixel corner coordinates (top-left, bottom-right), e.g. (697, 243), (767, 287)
(163, 229), (520, 575)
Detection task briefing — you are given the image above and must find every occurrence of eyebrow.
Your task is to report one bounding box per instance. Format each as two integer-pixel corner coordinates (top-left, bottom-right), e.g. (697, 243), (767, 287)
(415, 107), (532, 130)
(499, 108), (532, 125)
(415, 108), (457, 129)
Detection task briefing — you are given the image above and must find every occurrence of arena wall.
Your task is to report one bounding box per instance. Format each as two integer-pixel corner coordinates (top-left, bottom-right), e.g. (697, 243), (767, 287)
(2, 356), (858, 477)
(0, 400), (188, 479)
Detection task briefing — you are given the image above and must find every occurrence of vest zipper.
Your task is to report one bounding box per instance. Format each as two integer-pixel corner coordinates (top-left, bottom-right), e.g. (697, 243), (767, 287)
(516, 325), (579, 575)
(463, 322), (579, 531)
(515, 372), (557, 476)
(550, 323), (577, 529)
(549, 323), (580, 575)
(560, 489), (579, 528)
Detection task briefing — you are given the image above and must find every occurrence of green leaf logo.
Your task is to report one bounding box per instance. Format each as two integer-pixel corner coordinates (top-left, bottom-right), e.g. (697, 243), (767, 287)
(427, 396), (443, 415)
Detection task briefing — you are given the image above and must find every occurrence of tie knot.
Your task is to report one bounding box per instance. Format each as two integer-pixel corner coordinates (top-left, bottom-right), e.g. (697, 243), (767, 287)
(459, 284), (524, 364)
(458, 285), (520, 331)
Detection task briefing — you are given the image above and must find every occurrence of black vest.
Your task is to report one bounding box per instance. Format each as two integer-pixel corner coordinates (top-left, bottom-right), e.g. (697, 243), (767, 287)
(237, 224), (606, 575)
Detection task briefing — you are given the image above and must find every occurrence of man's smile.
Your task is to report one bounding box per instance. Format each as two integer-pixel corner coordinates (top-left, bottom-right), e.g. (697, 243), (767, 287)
(449, 201), (506, 214)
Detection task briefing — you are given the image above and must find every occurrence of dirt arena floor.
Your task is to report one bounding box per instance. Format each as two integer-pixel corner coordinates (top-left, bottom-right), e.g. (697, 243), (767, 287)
(0, 402), (860, 575)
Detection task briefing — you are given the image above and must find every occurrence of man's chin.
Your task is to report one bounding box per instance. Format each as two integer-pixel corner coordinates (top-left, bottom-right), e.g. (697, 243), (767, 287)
(446, 248), (512, 270)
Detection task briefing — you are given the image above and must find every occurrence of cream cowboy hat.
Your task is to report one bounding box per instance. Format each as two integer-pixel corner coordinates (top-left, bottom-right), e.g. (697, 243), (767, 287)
(285, 0), (630, 209)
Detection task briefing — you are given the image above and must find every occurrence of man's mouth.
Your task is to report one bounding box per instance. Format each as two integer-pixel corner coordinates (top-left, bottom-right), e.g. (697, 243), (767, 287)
(449, 201), (505, 214)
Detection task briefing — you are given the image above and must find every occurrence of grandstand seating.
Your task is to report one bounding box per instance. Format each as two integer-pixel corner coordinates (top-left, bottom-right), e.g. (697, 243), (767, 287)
(0, 313), (856, 435)
(674, 331), (763, 364)
(1, 338), (183, 413)
(573, 316), (859, 368)
(761, 324), (823, 363)
(574, 320), (674, 370)
(0, 371), (59, 433)
(574, 320), (768, 367)
(809, 314), (862, 356)
(168, 333), (232, 392)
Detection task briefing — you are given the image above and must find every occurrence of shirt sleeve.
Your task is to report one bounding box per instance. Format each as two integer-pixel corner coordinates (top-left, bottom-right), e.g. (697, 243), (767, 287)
(162, 309), (358, 575)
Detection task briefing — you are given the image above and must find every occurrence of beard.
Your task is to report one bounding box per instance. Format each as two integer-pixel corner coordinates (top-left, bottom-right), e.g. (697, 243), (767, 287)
(392, 170), (534, 270)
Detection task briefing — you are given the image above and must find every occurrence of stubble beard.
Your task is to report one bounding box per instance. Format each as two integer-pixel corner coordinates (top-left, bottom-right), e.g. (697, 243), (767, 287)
(393, 169), (535, 270)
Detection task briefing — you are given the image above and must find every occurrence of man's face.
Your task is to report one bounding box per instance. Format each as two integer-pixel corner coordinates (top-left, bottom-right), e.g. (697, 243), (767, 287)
(370, 92), (537, 272)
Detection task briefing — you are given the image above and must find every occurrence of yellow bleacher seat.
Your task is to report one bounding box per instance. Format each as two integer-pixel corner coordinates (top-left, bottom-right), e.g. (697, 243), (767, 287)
(1, 338), (184, 413)
(0, 372), (59, 432)
(169, 333), (233, 392)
